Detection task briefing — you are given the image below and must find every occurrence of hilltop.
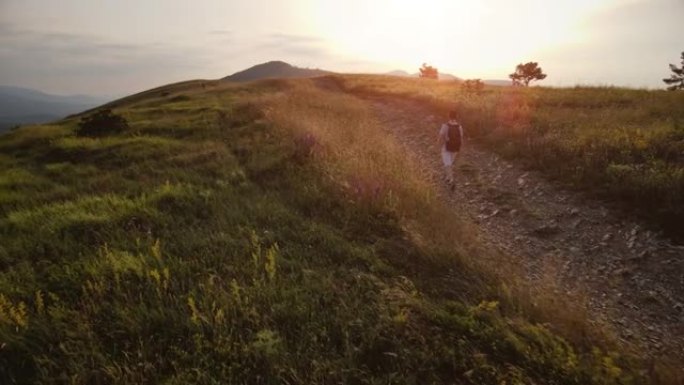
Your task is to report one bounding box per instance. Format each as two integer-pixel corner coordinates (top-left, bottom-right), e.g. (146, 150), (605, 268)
(222, 60), (331, 82)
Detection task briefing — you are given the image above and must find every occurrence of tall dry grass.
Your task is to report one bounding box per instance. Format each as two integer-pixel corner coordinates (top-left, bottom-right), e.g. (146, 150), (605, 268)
(264, 80), (606, 341)
(261, 79), (681, 383)
(336, 75), (684, 241)
(264, 80), (474, 254)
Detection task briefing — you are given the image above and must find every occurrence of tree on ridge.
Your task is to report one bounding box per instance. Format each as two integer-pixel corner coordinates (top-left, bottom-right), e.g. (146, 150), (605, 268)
(419, 63), (438, 79)
(509, 62), (547, 87)
(663, 51), (684, 91)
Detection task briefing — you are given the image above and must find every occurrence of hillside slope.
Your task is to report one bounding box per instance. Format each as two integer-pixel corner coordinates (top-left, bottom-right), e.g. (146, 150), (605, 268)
(0, 78), (665, 384)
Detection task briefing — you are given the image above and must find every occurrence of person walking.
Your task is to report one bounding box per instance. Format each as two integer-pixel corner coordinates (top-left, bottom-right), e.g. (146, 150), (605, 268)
(438, 110), (463, 190)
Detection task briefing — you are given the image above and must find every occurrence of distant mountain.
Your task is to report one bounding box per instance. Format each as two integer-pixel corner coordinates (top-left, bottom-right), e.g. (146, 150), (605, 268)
(223, 61), (332, 82)
(386, 70), (412, 77)
(0, 86), (109, 132)
(385, 70), (460, 81)
(438, 73), (461, 81)
(483, 79), (512, 86)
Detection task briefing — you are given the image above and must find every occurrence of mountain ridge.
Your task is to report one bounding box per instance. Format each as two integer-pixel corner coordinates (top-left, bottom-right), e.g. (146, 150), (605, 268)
(0, 85), (110, 131)
(385, 70), (510, 85)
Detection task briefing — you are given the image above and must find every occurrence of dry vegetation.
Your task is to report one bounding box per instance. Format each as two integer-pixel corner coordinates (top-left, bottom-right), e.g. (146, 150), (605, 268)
(0, 77), (679, 384)
(336, 75), (684, 241)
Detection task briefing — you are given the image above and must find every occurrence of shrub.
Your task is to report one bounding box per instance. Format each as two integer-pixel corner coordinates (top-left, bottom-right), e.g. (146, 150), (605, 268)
(419, 63), (438, 79)
(76, 109), (129, 137)
(462, 79), (485, 96)
(509, 62), (547, 86)
(169, 94), (191, 102)
(292, 131), (319, 163)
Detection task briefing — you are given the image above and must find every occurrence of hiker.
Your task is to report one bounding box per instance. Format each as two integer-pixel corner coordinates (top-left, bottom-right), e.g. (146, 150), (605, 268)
(438, 110), (463, 189)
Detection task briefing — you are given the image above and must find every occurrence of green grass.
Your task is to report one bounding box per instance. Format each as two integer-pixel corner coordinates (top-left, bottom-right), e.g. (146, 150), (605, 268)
(0, 79), (669, 384)
(337, 75), (684, 240)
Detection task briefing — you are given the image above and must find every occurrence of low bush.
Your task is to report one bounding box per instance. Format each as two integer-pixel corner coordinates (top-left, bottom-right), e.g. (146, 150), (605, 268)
(76, 109), (129, 137)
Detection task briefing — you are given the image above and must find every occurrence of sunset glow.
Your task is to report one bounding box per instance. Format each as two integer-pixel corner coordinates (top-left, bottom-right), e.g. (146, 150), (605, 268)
(310, 0), (620, 78)
(0, 0), (681, 94)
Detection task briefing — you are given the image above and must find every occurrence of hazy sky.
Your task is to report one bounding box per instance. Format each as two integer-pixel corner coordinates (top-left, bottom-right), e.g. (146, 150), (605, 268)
(0, 0), (681, 96)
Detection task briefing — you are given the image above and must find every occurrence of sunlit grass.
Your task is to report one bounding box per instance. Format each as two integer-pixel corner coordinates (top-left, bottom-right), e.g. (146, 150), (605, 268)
(0, 78), (677, 384)
(337, 75), (684, 239)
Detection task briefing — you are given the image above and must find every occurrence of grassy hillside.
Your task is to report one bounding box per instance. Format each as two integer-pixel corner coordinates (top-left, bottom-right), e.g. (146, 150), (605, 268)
(0, 78), (667, 384)
(336, 75), (684, 241)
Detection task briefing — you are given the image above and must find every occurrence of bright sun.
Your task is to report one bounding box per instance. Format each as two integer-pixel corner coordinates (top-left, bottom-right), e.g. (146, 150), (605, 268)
(310, 0), (601, 77)
(313, 0), (481, 66)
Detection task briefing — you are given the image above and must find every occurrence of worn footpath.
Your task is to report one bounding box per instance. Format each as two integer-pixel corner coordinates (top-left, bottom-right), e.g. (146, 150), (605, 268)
(371, 97), (684, 362)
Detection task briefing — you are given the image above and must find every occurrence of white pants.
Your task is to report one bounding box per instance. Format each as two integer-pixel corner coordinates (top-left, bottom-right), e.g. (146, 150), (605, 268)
(441, 147), (459, 182)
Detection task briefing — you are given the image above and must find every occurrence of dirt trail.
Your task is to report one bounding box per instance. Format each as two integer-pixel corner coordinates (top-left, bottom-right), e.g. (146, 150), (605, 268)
(370, 97), (684, 361)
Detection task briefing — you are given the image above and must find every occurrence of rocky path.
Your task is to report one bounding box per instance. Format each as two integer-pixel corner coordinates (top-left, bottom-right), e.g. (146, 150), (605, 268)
(370, 97), (684, 362)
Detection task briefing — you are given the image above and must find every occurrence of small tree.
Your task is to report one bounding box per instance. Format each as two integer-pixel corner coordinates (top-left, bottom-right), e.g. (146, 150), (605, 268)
(461, 79), (484, 95)
(419, 63), (438, 79)
(509, 62), (547, 86)
(663, 51), (684, 91)
(76, 109), (129, 137)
